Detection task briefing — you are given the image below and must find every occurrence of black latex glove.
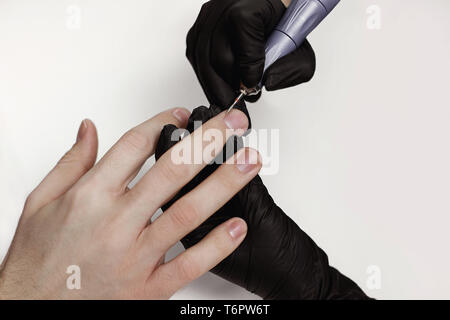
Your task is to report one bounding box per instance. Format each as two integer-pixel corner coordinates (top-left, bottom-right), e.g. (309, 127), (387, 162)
(155, 106), (370, 300)
(186, 0), (316, 109)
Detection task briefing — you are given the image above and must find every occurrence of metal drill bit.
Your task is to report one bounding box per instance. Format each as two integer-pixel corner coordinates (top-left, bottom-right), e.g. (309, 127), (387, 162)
(227, 91), (246, 113)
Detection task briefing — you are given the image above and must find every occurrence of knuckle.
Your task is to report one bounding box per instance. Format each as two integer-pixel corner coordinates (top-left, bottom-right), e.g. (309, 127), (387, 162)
(186, 28), (197, 61)
(121, 129), (153, 154)
(97, 228), (127, 254)
(63, 184), (93, 208)
(215, 172), (236, 192)
(58, 149), (91, 173)
(176, 254), (200, 282)
(169, 200), (199, 230)
(200, 2), (209, 11)
(159, 158), (192, 185)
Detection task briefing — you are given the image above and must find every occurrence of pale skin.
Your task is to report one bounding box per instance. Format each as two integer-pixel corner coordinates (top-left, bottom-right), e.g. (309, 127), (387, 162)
(281, 0), (292, 7)
(0, 108), (261, 299)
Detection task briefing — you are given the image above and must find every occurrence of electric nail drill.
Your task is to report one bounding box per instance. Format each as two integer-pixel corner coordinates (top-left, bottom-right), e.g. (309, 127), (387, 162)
(228, 0), (341, 111)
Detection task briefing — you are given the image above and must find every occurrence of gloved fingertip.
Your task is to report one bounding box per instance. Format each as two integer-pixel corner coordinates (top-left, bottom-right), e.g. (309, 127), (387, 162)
(187, 105), (214, 132)
(240, 66), (264, 90)
(161, 123), (179, 135)
(263, 75), (278, 92)
(155, 124), (182, 161)
(239, 55), (265, 89)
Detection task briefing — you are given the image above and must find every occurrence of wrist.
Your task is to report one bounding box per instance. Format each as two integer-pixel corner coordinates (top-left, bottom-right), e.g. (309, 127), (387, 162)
(0, 273), (10, 300)
(0, 268), (32, 300)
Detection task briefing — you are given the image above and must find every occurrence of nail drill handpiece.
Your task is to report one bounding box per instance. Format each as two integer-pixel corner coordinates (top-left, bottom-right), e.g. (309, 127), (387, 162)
(227, 0), (340, 112)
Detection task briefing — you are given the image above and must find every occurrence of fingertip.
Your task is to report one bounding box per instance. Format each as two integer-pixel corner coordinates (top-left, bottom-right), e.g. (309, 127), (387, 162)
(223, 109), (249, 135)
(227, 217), (248, 241)
(234, 147), (262, 174)
(155, 124), (183, 161)
(239, 58), (265, 89)
(84, 119), (98, 143)
(172, 108), (191, 128)
(241, 70), (263, 91)
(76, 119), (88, 143)
(263, 74), (277, 92)
(76, 119), (96, 140)
(75, 118), (98, 165)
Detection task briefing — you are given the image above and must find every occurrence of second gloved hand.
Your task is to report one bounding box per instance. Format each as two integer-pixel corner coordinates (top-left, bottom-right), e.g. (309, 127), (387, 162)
(155, 106), (370, 300)
(186, 0), (316, 108)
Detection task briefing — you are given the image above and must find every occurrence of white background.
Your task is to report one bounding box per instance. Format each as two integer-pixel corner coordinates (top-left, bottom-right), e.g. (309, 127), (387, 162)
(1, 0), (449, 299)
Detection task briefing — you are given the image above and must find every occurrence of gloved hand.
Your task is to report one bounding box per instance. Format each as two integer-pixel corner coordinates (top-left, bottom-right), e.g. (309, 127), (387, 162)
(186, 0), (316, 109)
(155, 106), (370, 300)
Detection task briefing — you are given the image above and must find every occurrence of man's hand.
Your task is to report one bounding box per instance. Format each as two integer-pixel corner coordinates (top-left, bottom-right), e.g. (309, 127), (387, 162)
(186, 0), (316, 108)
(0, 108), (261, 299)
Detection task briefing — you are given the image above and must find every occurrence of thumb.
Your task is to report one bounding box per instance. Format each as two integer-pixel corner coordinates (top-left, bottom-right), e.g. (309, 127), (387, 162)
(24, 119), (98, 215)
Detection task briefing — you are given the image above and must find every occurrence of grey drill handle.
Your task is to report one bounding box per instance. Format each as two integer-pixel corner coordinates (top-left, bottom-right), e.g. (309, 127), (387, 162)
(258, 0), (340, 89)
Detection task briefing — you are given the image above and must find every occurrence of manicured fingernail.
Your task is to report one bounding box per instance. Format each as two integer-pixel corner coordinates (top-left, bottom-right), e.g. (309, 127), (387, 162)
(76, 119), (88, 143)
(236, 149), (260, 173)
(172, 108), (190, 125)
(224, 109), (248, 134)
(228, 219), (247, 240)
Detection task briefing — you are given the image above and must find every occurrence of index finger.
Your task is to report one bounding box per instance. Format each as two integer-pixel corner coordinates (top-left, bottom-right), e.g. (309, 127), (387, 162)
(89, 108), (191, 194)
(122, 109), (249, 228)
